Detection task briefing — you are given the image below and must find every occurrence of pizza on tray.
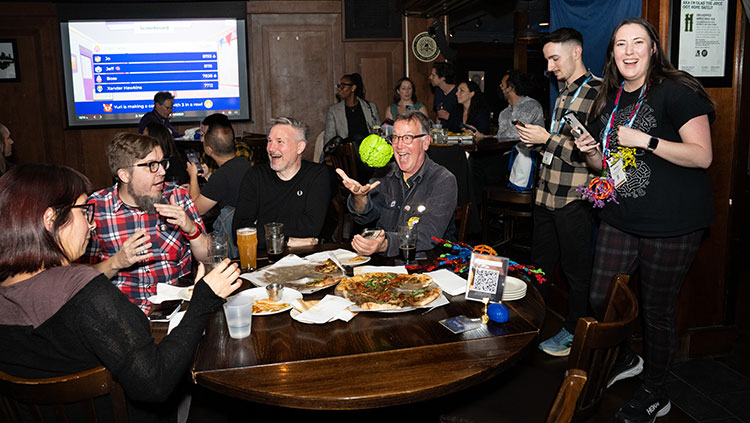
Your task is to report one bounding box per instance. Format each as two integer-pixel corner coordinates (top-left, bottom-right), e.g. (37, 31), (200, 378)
(335, 272), (441, 310)
(260, 259), (343, 289)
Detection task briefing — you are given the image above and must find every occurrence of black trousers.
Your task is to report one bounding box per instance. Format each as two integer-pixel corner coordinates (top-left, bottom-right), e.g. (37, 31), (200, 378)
(530, 201), (594, 334)
(590, 221), (704, 394)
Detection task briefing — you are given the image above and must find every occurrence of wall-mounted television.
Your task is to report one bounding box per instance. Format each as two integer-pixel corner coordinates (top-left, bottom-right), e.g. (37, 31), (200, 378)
(58, 2), (250, 128)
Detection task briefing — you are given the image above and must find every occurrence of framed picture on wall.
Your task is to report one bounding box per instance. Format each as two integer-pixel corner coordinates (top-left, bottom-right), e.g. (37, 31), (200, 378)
(0, 39), (20, 82)
(669, 0), (735, 88)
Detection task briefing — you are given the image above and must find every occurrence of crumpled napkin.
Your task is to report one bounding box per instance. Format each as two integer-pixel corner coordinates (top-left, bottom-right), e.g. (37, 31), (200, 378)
(425, 269), (468, 296)
(354, 265), (407, 275)
(295, 295), (355, 324)
(147, 283), (192, 304)
(167, 311), (186, 334)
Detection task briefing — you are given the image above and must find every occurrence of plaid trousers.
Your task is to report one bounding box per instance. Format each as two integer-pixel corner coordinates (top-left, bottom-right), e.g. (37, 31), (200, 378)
(589, 221), (704, 393)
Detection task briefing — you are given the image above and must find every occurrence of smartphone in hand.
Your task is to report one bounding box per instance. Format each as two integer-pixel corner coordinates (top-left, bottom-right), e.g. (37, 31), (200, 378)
(562, 112), (589, 138)
(511, 119), (526, 128)
(361, 228), (381, 240)
(185, 149), (203, 175)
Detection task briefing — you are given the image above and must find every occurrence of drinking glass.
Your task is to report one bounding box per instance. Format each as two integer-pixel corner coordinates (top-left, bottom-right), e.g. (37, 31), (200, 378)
(398, 224), (418, 265)
(236, 227), (258, 271)
(264, 222), (285, 263)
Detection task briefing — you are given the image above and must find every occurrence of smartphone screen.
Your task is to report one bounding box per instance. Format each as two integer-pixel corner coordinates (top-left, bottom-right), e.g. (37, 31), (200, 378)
(185, 150), (203, 175)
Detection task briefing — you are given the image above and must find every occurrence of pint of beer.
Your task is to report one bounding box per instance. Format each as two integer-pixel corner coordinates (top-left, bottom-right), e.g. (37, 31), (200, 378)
(236, 227), (257, 271)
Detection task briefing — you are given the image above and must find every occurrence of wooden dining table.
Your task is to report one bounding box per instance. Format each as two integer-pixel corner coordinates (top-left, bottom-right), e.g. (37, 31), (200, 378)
(159, 244), (545, 410)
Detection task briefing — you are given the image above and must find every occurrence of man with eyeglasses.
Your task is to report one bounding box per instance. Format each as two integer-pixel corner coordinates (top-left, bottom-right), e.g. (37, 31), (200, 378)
(138, 91), (181, 138)
(337, 110), (457, 257)
(84, 133), (208, 312)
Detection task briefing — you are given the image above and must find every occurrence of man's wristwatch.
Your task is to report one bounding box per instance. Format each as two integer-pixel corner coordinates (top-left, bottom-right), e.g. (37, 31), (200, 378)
(647, 136), (659, 152)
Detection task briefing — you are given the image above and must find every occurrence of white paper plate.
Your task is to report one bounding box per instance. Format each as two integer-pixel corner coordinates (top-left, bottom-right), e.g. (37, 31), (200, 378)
(229, 287), (302, 316)
(305, 249), (371, 266)
(502, 276), (527, 301)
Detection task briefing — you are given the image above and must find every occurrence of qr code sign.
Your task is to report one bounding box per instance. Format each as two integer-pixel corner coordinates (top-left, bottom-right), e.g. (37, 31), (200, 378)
(472, 267), (500, 294)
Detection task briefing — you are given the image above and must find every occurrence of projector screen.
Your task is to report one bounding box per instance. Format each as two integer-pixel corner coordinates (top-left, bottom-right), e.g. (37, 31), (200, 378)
(60, 17), (249, 128)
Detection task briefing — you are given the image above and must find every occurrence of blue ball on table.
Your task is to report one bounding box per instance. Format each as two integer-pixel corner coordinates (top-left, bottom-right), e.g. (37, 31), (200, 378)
(488, 302), (509, 323)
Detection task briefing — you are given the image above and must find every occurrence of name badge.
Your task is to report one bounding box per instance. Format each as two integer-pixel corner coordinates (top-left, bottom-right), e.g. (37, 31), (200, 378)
(542, 151), (554, 166)
(607, 157), (627, 188)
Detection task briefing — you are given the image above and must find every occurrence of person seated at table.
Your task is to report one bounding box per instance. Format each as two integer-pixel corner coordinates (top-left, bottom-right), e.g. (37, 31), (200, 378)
(495, 69), (544, 138)
(0, 122), (16, 177)
(384, 77), (429, 121)
(0, 163), (241, 422)
(144, 122), (189, 185)
(138, 91), (180, 138)
(337, 110), (457, 257)
(198, 113), (254, 173)
(233, 116), (331, 249)
(454, 80), (490, 137)
(187, 124), (251, 257)
(83, 133), (209, 313)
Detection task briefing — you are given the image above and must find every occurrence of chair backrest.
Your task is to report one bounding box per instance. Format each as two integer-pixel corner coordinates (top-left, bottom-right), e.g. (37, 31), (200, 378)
(547, 369), (588, 423)
(0, 366), (128, 423)
(241, 135), (268, 165)
(328, 143), (358, 181)
(313, 130), (326, 163)
(566, 274), (638, 421)
(454, 202), (472, 243)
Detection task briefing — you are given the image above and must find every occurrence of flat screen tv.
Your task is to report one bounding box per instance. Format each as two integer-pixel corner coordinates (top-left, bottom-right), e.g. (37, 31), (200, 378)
(59, 2), (250, 128)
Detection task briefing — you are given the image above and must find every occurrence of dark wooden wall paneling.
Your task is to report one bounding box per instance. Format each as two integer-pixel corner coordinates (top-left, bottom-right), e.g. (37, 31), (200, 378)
(643, 0), (747, 355)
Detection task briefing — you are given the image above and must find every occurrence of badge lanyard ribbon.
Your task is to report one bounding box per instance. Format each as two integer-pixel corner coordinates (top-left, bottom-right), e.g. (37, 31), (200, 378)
(601, 81), (649, 171)
(548, 74), (593, 136)
(577, 81), (649, 208)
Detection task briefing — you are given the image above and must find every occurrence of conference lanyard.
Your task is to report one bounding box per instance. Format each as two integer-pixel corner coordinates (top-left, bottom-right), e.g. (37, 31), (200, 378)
(601, 82), (649, 162)
(548, 74), (593, 136)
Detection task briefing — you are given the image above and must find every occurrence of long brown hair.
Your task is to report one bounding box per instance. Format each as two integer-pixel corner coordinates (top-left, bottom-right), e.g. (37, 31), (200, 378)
(591, 17), (712, 119)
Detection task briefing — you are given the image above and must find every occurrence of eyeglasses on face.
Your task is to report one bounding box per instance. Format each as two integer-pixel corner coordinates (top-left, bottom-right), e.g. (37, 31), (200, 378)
(70, 203), (95, 224)
(134, 159), (170, 173)
(389, 133), (427, 146)
(335, 83), (354, 89)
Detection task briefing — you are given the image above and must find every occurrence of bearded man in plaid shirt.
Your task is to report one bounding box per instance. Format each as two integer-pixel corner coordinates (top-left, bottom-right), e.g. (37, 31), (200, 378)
(84, 133), (209, 313)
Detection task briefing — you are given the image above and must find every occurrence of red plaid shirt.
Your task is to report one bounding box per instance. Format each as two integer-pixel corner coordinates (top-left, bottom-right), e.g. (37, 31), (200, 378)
(84, 183), (205, 313)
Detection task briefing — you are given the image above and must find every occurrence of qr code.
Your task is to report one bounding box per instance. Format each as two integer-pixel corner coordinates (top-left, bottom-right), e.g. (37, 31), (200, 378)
(472, 267), (500, 294)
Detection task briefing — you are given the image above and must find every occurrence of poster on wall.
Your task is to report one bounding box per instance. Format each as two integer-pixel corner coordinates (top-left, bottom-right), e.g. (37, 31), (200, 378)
(0, 40), (19, 82)
(671, 0), (735, 87)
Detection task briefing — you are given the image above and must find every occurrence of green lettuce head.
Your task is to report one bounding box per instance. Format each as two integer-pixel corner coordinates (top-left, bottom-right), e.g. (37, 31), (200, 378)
(359, 134), (393, 168)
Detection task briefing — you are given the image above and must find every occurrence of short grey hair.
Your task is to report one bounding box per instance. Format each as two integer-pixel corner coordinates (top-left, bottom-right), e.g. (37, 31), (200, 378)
(394, 110), (432, 135)
(269, 116), (309, 143)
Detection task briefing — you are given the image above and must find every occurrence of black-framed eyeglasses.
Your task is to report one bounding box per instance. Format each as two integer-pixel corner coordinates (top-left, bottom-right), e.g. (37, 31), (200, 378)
(335, 83), (354, 89)
(134, 159), (170, 173)
(70, 203), (95, 224)
(389, 134), (427, 146)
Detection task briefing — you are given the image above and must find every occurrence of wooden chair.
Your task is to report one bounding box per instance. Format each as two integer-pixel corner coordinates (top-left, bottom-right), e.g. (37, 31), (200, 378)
(567, 274), (638, 421)
(0, 366), (128, 422)
(439, 274), (637, 423)
(547, 369), (587, 423)
(327, 143), (358, 241)
(454, 202), (472, 243)
(481, 184), (533, 251)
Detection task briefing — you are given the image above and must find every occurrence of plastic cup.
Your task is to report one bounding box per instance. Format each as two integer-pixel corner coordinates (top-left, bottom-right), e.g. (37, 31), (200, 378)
(223, 295), (253, 339)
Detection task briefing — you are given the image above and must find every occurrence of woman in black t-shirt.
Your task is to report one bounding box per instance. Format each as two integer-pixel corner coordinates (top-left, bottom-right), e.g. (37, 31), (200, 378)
(574, 18), (714, 423)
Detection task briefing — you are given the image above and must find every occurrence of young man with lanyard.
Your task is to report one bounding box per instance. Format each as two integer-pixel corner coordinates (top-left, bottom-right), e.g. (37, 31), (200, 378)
(516, 27), (602, 356)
